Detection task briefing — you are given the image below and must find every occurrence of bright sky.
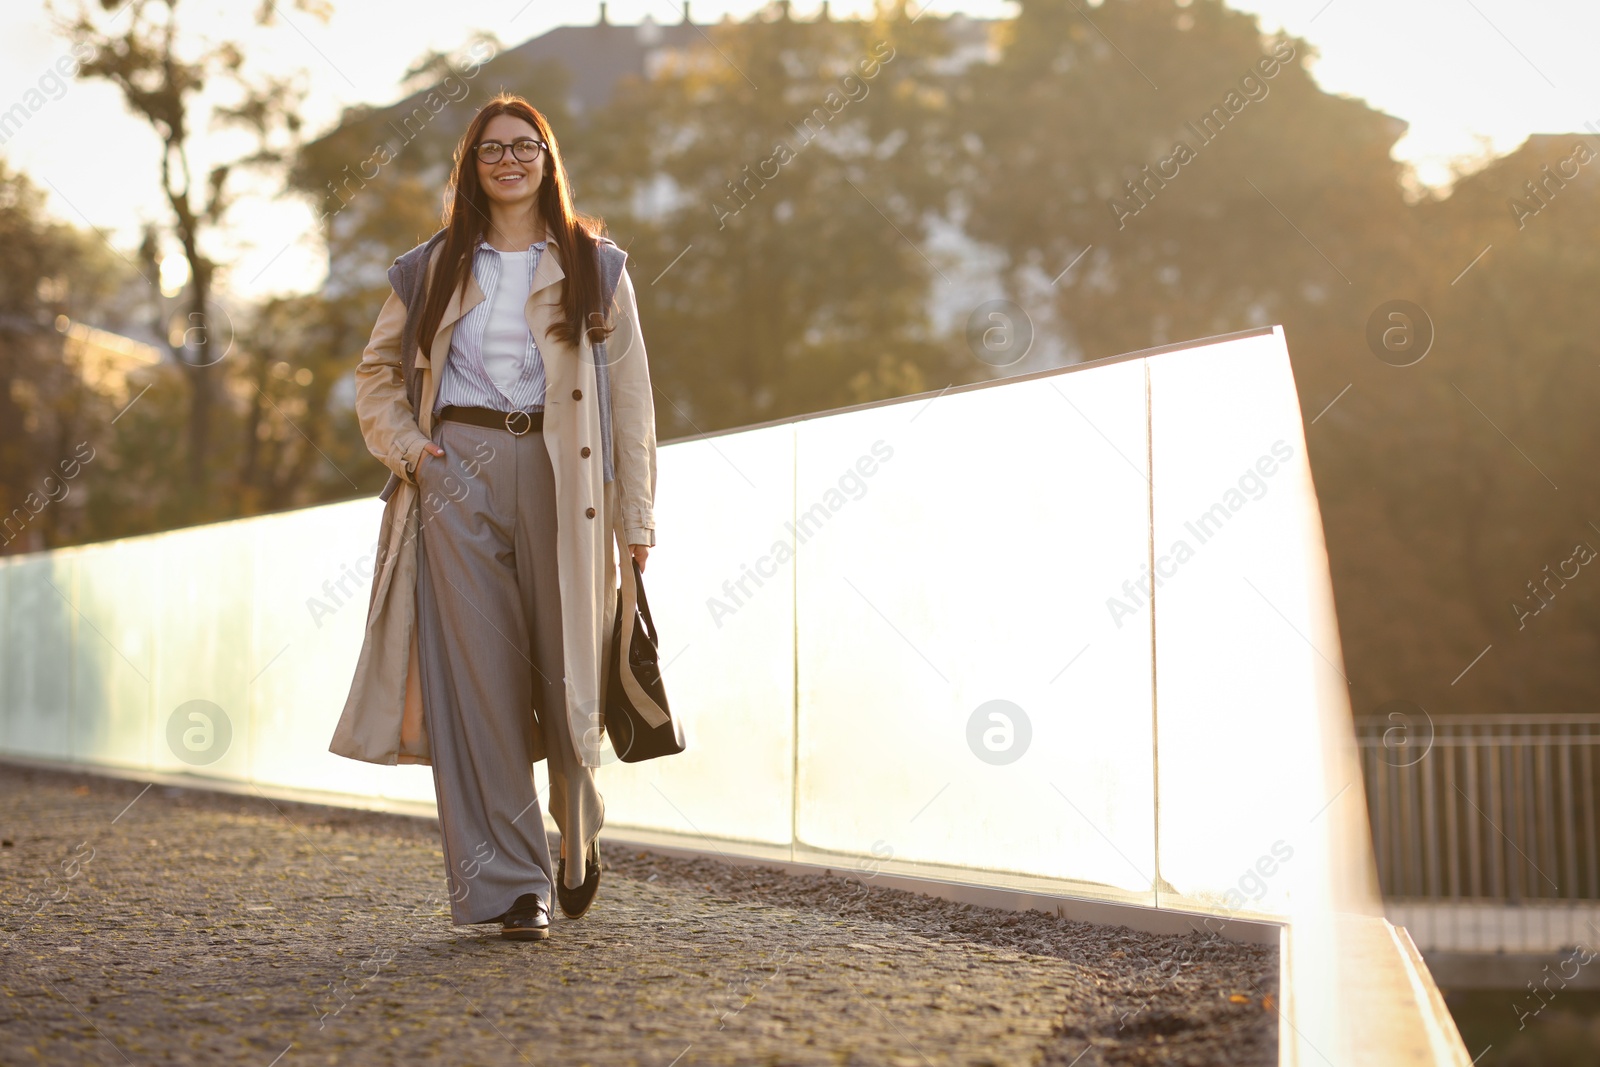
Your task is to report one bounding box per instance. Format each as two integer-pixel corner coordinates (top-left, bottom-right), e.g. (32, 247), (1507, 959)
(4, 0), (1597, 301)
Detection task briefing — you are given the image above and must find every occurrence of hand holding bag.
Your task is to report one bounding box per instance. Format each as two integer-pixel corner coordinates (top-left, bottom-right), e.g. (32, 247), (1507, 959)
(605, 556), (686, 762)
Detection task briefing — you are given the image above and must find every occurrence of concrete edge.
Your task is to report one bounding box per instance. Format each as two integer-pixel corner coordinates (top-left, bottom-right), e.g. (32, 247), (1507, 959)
(0, 754), (445, 818)
(1389, 923), (1475, 1066)
(1277, 924), (1295, 1067)
(600, 829), (1284, 948)
(0, 754), (1283, 948)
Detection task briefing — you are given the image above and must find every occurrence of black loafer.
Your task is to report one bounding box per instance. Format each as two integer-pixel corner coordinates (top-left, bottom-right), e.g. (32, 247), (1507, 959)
(499, 894), (550, 941)
(556, 840), (601, 919)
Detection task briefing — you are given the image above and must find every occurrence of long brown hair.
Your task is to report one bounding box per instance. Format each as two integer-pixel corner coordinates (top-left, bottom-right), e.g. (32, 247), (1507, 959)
(415, 94), (614, 358)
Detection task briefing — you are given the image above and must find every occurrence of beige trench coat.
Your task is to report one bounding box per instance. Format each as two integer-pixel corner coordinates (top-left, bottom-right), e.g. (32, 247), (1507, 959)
(328, 237), (658, 770)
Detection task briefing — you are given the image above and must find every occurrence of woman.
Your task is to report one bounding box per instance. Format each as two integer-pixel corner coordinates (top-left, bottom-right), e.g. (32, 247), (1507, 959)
(328, 93), (659, 942)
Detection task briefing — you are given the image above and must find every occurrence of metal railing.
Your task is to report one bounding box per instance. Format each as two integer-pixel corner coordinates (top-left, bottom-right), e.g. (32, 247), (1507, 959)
(1355, 714), (1600, 902)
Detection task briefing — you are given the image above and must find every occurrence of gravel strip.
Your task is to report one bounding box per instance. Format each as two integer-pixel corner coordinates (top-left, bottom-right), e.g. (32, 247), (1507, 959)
(0, 762), (1276, 1066)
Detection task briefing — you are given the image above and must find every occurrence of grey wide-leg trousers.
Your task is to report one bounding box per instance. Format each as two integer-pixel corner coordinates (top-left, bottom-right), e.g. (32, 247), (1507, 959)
(415, 415), (604, 927)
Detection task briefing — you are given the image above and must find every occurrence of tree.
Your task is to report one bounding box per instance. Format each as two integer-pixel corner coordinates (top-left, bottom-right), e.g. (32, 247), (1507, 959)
(0, 160), (137, 554)
(956, 0), (1599, 719)
(958, 0), (1417, 358)
(287, 32), (519, 289)
(567, 0), (968, 436)
(56, 0), (319, 505)
(1399, 136), (1600, 714)
(232, 287), (381, 512)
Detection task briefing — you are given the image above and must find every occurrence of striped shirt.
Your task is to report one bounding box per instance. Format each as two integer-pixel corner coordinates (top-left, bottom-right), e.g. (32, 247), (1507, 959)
(433, 236), (548, 416)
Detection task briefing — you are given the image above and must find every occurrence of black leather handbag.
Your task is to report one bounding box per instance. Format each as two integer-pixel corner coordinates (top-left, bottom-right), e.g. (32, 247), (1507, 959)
(605, 557), (686, 762)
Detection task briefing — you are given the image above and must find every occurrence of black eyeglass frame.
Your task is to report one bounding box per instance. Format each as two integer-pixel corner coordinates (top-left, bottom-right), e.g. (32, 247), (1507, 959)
(473, 138), (548, 164)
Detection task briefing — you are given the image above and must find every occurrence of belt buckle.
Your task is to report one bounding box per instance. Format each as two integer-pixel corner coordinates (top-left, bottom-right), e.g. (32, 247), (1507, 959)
(504, 409), (532, 436)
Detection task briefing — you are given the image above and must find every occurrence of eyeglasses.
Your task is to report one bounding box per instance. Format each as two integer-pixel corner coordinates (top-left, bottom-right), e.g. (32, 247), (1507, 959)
(474, 138), (547, 165)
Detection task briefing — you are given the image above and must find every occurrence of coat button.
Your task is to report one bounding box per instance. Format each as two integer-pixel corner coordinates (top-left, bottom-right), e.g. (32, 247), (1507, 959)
(572, 388), (582, 400)
(580, 446), (591, 458)
(585, 506), (596, 518)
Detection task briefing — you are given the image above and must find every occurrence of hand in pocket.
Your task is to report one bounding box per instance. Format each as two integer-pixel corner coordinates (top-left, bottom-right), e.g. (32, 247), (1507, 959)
(416, 441), (445, 481)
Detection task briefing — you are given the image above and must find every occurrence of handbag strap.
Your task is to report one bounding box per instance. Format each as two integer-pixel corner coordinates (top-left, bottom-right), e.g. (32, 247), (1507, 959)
(630, 556), (659, 647)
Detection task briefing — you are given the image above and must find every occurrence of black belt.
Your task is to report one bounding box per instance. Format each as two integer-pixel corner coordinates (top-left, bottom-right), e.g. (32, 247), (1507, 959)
(439, 404), (543, 436)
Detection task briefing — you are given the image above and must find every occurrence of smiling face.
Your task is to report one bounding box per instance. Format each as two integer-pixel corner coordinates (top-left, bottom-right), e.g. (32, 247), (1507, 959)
(474, 113), (547, 217)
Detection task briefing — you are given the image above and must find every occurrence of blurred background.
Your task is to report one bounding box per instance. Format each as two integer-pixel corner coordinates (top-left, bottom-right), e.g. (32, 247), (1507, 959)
(3, 0), (1598, 1060)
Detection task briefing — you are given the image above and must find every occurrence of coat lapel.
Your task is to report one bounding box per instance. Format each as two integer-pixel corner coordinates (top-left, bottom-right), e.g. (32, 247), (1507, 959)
(530, 237), (565, 298)
(419, 246), (486, 434)
(527, 239), (569, 373)
(428, 268), (484, 368)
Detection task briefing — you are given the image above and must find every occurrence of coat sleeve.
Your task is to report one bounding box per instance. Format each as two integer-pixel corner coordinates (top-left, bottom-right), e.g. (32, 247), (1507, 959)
(354, 289), (431, 488)
(609, 265), (658, 547)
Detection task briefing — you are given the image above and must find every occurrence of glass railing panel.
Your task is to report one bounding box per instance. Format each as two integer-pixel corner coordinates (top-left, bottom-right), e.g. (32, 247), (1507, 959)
(792, 361), (1158, 898)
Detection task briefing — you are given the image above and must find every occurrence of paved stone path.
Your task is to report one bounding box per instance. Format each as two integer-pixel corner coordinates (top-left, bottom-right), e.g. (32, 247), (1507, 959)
(0, 763), (1277, 1066)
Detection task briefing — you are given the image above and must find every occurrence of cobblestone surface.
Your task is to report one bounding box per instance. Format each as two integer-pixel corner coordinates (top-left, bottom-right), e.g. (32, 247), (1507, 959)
(0, 763), (1277, 1066)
